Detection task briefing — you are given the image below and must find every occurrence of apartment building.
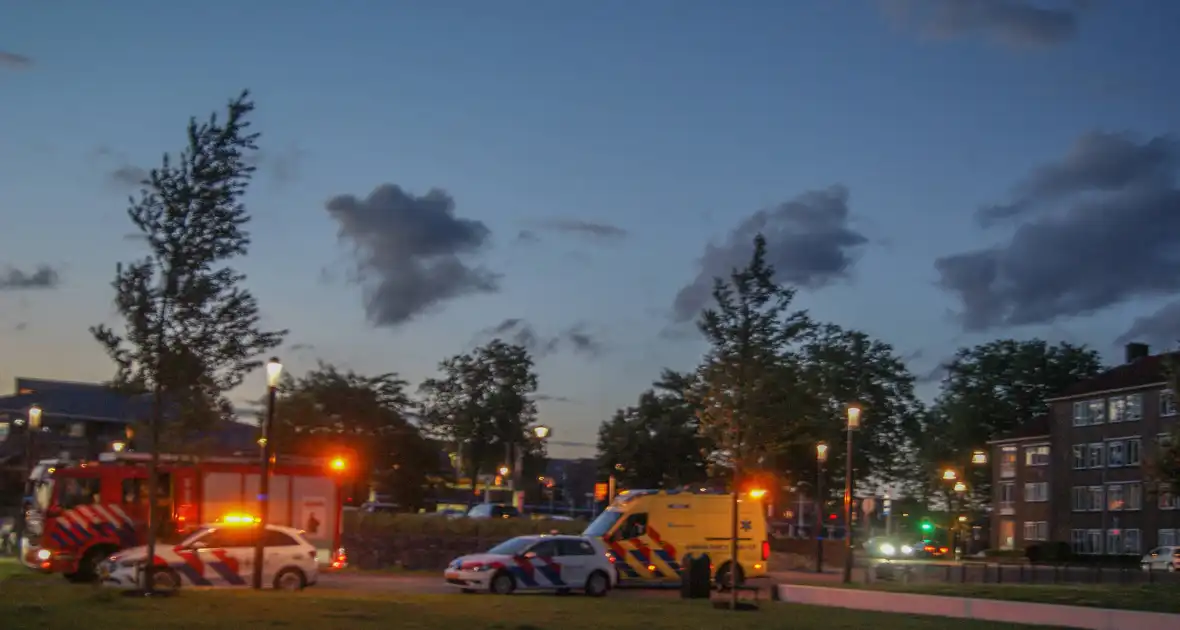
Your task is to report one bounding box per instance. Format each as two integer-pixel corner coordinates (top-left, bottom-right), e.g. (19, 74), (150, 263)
(989, 343), (1180, 556)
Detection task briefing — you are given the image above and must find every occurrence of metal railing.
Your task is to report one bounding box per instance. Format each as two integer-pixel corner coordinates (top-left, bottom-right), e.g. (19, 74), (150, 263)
(867, 559), (1180, 586)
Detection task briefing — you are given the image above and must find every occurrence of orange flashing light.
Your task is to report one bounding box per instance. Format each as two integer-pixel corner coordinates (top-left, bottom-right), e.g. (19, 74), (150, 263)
(330, 457), (347, 472)
(219, 513), (260, 524)
(748, 488), (768, 499)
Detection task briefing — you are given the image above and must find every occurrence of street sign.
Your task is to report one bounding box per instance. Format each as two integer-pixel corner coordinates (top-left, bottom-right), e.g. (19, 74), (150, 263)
(594, 482), (608, 501)
(862, 497), (876, 515)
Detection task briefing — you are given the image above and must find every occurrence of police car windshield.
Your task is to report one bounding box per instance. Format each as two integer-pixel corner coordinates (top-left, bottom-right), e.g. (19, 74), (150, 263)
(487, 537), (535, 556)
(583, 509), (623, 537)
(180, 527), (214, 546)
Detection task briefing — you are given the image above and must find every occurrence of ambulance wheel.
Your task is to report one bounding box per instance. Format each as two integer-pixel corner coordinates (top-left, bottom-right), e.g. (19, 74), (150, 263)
(489, 570), (516, 595)
(715, 563), (744, 590)
(274, 568), (306, 591)
(584, 570), (610, 597)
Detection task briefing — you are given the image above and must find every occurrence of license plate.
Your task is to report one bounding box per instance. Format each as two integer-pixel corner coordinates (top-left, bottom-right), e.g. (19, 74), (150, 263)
(445, 571), (459, 580)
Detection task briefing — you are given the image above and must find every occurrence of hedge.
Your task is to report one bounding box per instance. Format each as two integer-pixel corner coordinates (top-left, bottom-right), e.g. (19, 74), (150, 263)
(344, 511), (587, 537)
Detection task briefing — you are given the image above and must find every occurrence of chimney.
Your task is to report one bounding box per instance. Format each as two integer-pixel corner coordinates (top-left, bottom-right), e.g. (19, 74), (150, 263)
(1125, 342), (1150, 363)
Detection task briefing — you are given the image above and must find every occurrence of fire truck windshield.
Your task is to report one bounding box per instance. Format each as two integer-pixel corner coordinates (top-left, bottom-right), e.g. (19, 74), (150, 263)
(33, 479), (53, 511)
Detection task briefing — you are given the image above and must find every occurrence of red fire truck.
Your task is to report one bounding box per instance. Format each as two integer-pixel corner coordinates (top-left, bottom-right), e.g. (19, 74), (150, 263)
(20, 451), (349, 582)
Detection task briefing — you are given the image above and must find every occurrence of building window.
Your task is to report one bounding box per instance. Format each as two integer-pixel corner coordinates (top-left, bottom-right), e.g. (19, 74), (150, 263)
(1160, 529), (1178, 547)
(1024, 482), (1049, 503)
(1072, 486), (1087, 512)
(1000, 520), (1015, 550)
(1023, 521), (1049, 542)
(1087, 443), (1104, 468)
(1160, 484), (1178, 510)
(1107, 529), (1123, 555)
(1085, 529), (1103, 554)
(69, 422), (86, 438)
(1070, 530), (1085, 554)
(1124, 529), (1142, 555)
(1108, 394), (1143, 423)
(999, 482), (1014, 513)
(1074, 399), (1107, 426)
(1161, 432), (1174, 450)
(1127, 483), (1143, 511)
(1127, 438), (1142, 466)
(1108, 441), (1125, 467)
(1107, 484), (1125, 511)
(1024, 444), (1050, 466)
(1000, 446), (1017, 478)
(1162, 390), (1177, 417)
(1072, 444), (1086, 469)
(0, 422), (8, 441)
(1087, 486), (1104, 511)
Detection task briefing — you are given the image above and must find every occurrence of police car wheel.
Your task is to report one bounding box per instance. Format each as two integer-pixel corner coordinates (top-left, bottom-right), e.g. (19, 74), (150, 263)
(151, 568), (181, 591)
(584, 571), (610, 598)
(490, 571), (516, 595)
(274, 568), (306, 591)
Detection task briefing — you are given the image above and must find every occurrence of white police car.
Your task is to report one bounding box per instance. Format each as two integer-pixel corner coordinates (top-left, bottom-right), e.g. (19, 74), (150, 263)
(445, 535), (615, 596)
(101, 519), (319, 591)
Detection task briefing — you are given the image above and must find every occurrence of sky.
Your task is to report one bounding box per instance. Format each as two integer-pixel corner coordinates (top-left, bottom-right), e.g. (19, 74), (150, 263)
(1, 0), (1178, 459)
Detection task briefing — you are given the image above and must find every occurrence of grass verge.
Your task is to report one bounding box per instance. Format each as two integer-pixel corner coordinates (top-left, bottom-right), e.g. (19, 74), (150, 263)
(0, 573), (1044, 630)
(809, 581), (1180, 615)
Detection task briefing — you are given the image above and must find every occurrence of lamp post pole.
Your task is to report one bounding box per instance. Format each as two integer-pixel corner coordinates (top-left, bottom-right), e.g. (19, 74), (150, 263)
(842, 404), (861, 584)
(14, 405), (42, 561)
(815, 442), (827, 573)
(252, 357), (282, 589)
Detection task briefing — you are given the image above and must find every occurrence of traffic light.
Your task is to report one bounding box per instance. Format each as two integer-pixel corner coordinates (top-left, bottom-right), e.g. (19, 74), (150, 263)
(920, 520), (933, 532)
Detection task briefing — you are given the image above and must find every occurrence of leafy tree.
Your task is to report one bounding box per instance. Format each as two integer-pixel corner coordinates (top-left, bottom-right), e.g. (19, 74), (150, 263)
(789, 323), (926, 499)
(596, 369), (709, 488)
(419, 339), (540, 502)
(921, 339), (1103, 504)
(91, 90), (286, 447)
(1155, 357), (1180, 488)
(690, 234), (813, 482)
(271, 362), (430, 510)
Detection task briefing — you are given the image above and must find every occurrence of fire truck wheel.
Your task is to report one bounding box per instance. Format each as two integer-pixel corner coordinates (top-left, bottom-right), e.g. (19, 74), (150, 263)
(274, 568), (306, 591)
(68, 545), (119, 583)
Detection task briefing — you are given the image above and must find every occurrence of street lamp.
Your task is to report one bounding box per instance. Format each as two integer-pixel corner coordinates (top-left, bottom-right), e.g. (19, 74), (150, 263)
(28, 405), (42, 432)
(815, 442), (828, 573)
(842, 404), (861, 584)
(971, 450), (988, 465)
(111, 441), (127, 453)
(532, 425), (552, 440)
(498, 465), (510, 477)
(253, 357), (282, 590)
(942, 469), (957, 481)
(15, 404), (43, 555)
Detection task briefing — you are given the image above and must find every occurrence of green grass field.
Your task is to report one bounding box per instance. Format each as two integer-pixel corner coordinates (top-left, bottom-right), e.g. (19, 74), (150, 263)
(831, 581), (1180, 615)
(0, 572), (1045, 630)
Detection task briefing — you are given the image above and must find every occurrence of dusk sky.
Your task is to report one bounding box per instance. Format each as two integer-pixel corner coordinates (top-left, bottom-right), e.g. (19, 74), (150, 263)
(2, 1), (1178, 458)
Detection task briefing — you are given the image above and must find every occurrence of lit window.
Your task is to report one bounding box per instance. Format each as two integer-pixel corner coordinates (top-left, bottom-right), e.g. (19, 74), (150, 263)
(1024, 445), (1050, 466)
(1024, 482), (1049, 503)
(1000, 446), (1017, 478)
(1107, 484), (1125, 511)
(1022, 521), (1048, 542)
(1107, 441), (1125, 467)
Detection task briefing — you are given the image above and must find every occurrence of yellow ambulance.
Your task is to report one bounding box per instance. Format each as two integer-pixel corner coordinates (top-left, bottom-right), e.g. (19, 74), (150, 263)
(582, 488), (769, 587)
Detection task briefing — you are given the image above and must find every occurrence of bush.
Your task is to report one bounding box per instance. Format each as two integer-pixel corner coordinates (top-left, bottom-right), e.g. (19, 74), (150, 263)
(346, 512), (586, 538)
(1025, 542), (1072, 563)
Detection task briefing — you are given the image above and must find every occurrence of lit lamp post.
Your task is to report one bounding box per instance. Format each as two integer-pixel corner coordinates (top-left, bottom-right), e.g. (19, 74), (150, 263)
(942, 450), (987, 559)
(842, 403), (861, 584)
(815, 442), (828, 573)
(252, 357), (282, 590)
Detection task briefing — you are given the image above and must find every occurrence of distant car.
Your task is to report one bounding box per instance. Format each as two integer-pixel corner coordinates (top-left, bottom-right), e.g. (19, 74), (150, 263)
(864, 537), (923, 559)
(1141, 546), (1180, 572)
(467, 504), (521, 519)
(359, 502), (401, 514)
(100, 523), (319, 591)
(444, 535), (615, 596)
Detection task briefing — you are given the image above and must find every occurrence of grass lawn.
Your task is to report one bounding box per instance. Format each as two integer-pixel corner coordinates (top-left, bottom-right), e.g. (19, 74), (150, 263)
(829, 582), (1180, 615)
(0, 573), (1046, 630)
(0, 557), (23, 579)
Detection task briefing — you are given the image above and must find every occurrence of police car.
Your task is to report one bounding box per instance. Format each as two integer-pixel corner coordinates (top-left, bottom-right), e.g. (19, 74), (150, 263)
(445, 534), (615, 596)
(100, 519), (319, 591)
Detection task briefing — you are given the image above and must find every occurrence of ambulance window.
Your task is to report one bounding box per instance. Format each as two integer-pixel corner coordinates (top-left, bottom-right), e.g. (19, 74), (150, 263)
(617, 513), (648, 540)
(59, 477), (101, 509)
(122, 479), (147, 504)
(263, 530), (300, 547)
(557, 539), (595, 556)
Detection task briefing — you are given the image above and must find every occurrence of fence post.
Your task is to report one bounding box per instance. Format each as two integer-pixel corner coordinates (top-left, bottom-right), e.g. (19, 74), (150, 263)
(1096, 565), (1102, 584)
(945, 564), (951, 582)
(998, 564), (1003, 584)
(1019, 563), (1025, 583)
(960, 563), (966, 583)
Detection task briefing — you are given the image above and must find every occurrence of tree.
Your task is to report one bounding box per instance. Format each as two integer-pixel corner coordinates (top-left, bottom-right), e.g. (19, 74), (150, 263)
(920, 339), (1103, 505)
(272, 362), (430, 510)
(691, 234), (813, 479)
(790, 323), (926, 499)
(1155, 357), (1180, 488)
(596, 369), (709, 489)
(91, 90), (286, 445)
(419, 339), (540, 502)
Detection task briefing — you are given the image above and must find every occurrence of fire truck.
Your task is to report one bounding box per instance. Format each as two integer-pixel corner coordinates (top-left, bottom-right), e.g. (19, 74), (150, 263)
(20, 451), (348, 582)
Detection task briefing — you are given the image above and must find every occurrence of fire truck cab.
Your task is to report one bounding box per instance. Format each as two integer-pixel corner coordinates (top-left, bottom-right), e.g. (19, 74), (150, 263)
(21, 451), (347, 582)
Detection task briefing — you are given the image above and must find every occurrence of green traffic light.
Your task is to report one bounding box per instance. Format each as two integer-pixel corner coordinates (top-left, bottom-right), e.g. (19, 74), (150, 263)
(921, 522), (932, 531)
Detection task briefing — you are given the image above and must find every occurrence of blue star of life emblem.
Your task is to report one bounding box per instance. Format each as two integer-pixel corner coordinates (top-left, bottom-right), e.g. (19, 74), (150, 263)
(740, 520), (752, 532)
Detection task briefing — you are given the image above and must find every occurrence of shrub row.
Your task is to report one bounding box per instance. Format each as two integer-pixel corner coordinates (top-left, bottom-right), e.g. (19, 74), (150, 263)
(344, 511), (587, 537)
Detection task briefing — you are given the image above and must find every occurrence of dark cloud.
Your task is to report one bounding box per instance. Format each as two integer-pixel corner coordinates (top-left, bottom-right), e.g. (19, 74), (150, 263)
(1117, 301), (1180, 350)
(110, 165), (149, 188)
(516, 229), (541, 244)
(937, 131), (1180, 332)
(531, 218), (628, 240)
(977, 132), (1180, 226)
(882, 0), (1090, 49)
(14, 322), (28, 332)
(671, 185), (868, 323)
(0, 51), (32, 68)
(534, 394), (577, 403)
(327, 184), (499, 327)
(288, 343), (314, 352)
(0, 265), (61, 290)
(98, 145), (300, 191)
(478, 318), (604, 358)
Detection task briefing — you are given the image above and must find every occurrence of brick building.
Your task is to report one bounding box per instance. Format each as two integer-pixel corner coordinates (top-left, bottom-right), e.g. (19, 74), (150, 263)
(989, 343), (1180, 556)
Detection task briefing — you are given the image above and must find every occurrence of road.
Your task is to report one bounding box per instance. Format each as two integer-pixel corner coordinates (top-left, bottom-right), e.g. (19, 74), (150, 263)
(316, 571), (809, 597)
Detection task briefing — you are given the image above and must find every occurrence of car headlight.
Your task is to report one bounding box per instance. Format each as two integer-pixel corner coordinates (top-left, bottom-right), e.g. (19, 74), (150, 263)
(879, 543), (896, 556)
(901, 545), (914, 555)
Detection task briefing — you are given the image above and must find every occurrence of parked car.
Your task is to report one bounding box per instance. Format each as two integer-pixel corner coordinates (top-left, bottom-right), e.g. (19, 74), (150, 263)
(467, 504), (521, 519)
(444, 534), (614, 596)
(1140, 546), (1180, 572)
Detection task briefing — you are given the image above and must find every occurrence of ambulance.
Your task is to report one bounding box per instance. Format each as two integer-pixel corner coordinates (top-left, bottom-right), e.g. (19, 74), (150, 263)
(20, 451), (348, 582)
(582, 488), (770, 587)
